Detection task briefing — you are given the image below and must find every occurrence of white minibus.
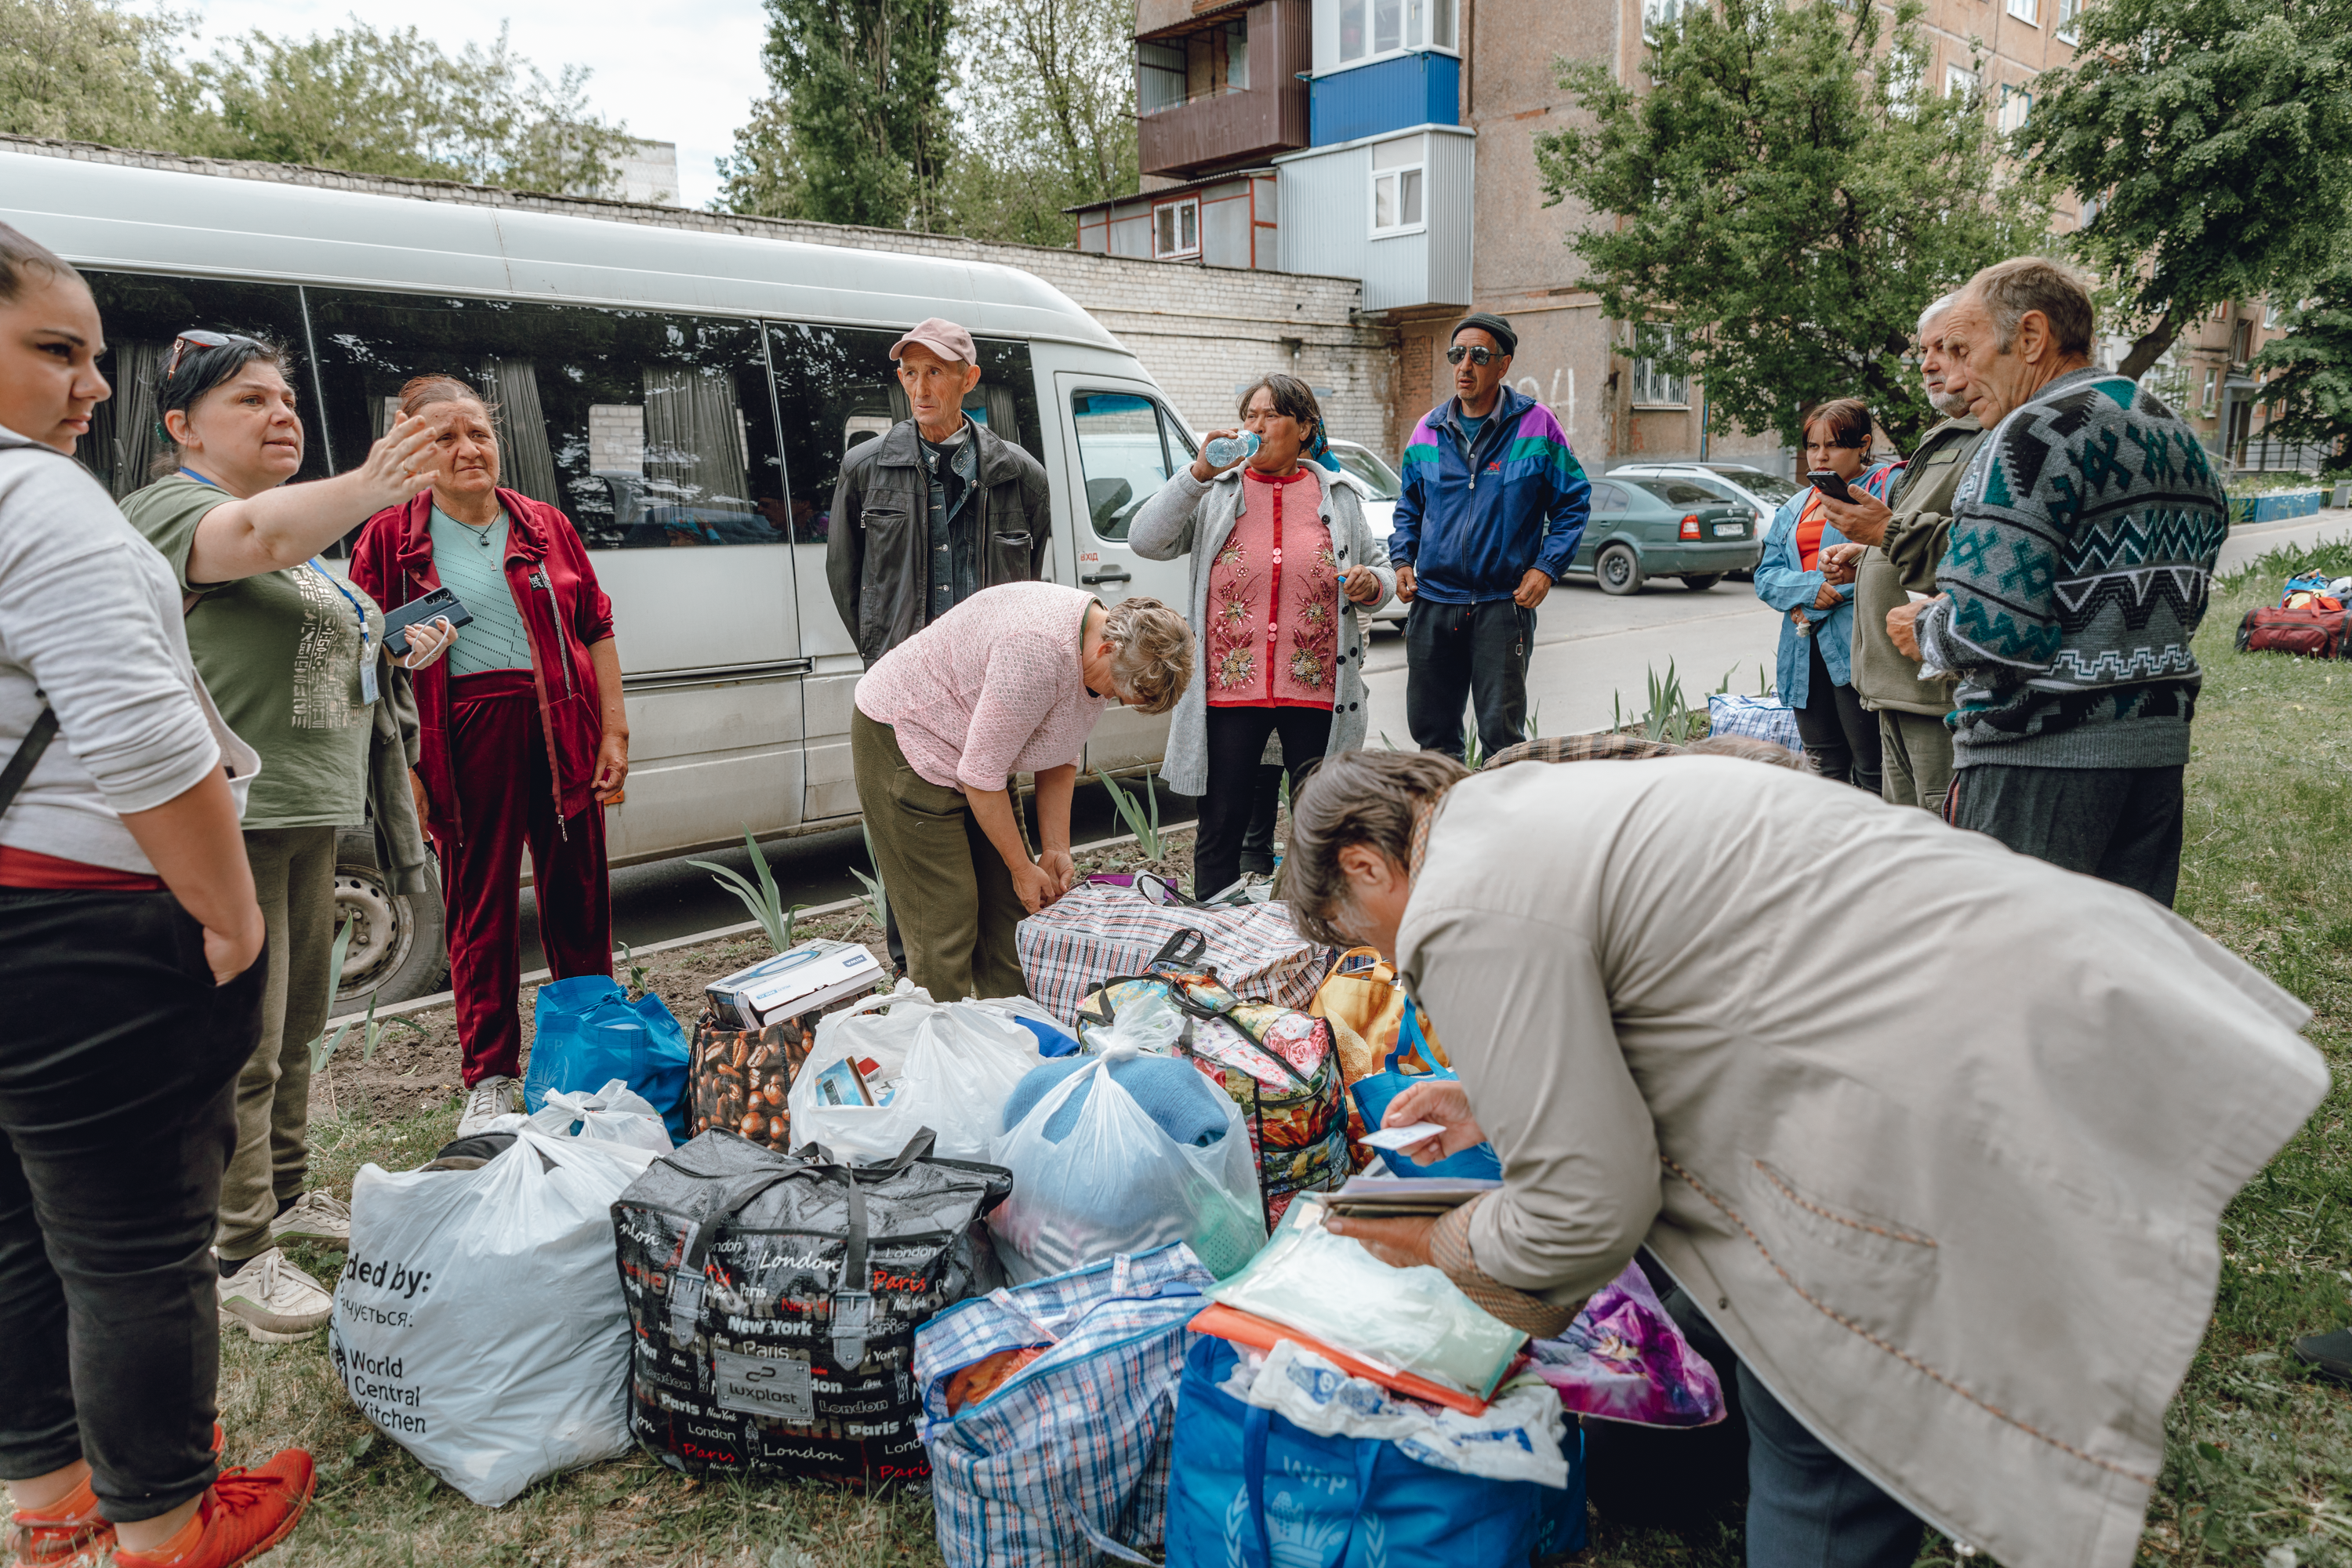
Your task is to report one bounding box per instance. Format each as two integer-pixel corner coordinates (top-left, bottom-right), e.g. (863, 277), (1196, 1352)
(1, 147), (1203, 1000)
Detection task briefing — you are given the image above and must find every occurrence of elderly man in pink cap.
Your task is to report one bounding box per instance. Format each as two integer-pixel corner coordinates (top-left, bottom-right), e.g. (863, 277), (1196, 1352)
(826, 316), (1053, 670)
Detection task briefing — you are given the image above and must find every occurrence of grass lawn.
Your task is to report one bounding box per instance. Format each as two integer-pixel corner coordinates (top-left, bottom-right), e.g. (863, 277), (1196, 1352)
(215, 543), (2352, 1565)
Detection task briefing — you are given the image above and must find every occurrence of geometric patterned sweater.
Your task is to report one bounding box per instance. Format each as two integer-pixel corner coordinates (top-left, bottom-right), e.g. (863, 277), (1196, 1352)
(1913, 366), (2229, 770)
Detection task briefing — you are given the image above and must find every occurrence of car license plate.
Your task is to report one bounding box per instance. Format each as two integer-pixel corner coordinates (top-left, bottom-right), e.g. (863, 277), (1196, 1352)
(1713, 522), (1745, 537)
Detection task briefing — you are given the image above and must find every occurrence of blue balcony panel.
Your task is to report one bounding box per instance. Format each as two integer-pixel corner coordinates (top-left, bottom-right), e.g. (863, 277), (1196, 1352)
(1308, 52), (1460, 147)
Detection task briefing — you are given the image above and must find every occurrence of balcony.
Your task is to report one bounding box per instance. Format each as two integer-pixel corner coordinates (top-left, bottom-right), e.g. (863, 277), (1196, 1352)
(1309, 49), (1459, 145)
(1137, 0), (1311, 180)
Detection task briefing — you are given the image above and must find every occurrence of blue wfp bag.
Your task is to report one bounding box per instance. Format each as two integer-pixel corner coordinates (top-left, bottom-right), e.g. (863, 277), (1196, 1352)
(1346, 1007), (1502, 1181)
(523, 976), (690, 1140)
(916, 1244), (1214, 1566)
(1165, 1336), (1585, 1568)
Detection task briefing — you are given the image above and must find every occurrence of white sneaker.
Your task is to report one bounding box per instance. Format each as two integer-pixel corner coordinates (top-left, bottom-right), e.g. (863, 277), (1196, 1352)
(217, 1247), (333, 1343)
(456, 1075), (520, 1138)
(268, 1189), (350, 1246)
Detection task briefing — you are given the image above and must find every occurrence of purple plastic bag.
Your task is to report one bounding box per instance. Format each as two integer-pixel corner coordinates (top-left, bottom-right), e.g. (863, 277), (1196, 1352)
(1524, 1261), (1726, 1428)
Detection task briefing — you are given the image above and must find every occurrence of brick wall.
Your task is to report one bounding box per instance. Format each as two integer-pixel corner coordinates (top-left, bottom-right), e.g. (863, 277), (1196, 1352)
(2, 135), (1403, 452)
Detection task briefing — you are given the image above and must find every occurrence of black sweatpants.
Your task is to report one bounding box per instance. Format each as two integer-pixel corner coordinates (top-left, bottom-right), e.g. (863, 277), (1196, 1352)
(1405, 597), (1534, 760)
(0, 888), (263, 1522)
(1194, 705), (1333, 901)
(1948, 762), (2187, 907)
(1794, 636), (1882, 795)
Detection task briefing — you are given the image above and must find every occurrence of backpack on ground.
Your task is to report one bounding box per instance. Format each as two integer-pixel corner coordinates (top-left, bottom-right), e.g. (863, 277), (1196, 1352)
(2237, 604), (2352, 659)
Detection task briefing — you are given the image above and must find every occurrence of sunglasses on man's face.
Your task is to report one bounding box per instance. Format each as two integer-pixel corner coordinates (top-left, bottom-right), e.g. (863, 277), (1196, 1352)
(164, 329), (265, 380)
(1446, 344), (1503, 366)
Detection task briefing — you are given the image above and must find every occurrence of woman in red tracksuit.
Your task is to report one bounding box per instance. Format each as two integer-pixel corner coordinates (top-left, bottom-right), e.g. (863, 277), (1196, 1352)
(349, 376), (628, 1135)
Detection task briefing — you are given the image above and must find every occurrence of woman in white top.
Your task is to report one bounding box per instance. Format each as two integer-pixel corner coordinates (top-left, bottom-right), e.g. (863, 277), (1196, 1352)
(0, 223), (321, 1567)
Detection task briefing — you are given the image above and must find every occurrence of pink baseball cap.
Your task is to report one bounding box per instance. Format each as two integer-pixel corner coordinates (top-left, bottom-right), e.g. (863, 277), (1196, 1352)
(889, 317), (977, 367)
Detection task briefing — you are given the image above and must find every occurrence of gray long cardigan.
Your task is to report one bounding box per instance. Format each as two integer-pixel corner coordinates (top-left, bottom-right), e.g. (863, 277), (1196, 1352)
(1130, 463), (1394, 797)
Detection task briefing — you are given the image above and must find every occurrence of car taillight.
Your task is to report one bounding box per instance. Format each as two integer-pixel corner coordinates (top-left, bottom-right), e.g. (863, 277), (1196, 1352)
(1679, 514), (1701, 540)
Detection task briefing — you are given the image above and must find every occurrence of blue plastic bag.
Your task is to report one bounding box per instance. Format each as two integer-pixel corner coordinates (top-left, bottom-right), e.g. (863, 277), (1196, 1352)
(524, 977), (690, 1141)
(1347, 1008), (1502, 1181)
(1165, 1335), (1585, 1568)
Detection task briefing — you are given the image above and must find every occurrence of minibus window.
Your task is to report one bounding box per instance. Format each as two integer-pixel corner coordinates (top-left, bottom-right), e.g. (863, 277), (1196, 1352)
(767, 323), (1041, 546)
(1069, 391), (1190, 542)
(304, 290), (789, 552)
(74, 270), (326, 504)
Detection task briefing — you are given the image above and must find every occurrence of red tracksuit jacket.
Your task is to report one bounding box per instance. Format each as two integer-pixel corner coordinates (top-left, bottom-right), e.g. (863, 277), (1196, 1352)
(349, 488), (615, 847)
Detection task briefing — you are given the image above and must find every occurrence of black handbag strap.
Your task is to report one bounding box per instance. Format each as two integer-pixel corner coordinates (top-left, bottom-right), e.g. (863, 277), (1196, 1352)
(1149, 927), (1210, 972)
(0, 706), (58, 821)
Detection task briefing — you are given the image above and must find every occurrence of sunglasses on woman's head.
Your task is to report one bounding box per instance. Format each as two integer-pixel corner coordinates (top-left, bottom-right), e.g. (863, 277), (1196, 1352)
(163, 330), (264, 380)
(1446, 344), (1501, 366)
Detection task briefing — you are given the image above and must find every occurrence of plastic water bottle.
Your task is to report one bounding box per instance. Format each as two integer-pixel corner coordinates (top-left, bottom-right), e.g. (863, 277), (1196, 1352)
(1204, 431), (1260, 469)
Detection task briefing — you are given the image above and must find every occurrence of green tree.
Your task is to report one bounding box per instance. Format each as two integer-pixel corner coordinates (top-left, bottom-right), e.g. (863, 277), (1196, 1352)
(731, 0), (956, 230)
(0, 0), (198, 147)
(940, 0), (1137, 245)
(714, 93), (811, 218)
(2249, 274), (2352, 472)
(192, 22), (633, 194)
(1534, 0), (2045, 452)
(2025, 0), (2352, 381)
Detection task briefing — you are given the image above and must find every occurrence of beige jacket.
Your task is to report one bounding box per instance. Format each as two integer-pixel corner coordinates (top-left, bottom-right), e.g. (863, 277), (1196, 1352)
(1397, 760), (2325, 1566)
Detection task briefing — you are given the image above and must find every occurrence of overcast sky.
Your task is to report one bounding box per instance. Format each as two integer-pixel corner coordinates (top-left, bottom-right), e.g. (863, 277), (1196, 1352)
(158, 0), (771, 208)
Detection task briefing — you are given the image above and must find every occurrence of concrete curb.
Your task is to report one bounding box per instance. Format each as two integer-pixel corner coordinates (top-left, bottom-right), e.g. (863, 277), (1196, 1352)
(328, 821), (1193, 1023)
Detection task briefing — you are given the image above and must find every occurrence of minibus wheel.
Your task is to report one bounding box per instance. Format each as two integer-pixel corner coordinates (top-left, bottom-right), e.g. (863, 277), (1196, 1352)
(332, 833), (450, 1007)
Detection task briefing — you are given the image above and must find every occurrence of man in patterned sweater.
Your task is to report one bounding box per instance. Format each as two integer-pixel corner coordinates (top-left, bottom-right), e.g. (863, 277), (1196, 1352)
(1889, 258), (2228, 906)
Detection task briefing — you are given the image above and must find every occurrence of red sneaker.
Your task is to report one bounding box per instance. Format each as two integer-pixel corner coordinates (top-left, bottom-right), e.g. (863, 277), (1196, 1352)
(111, 1449), (313, 1568)
(8, 1426), (225, 1567)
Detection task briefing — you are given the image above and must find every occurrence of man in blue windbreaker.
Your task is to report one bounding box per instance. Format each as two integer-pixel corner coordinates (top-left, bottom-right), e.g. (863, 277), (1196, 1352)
(1390, 313), (1591, 760)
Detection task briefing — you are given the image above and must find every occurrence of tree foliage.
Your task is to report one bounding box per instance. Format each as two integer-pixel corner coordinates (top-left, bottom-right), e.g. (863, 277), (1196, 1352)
(734, 0), (956, 230)
(0, 0), (629, 195)
(942, 0), (1137, 245)
(1534, 0), (2045, 452)
(2025, 0), (2352, 380)
(2249, 274), (2352, 472)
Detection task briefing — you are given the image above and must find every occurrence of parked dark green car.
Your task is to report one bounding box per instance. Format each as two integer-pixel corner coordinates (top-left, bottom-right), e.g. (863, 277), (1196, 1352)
(1565, 477), (1761, 595)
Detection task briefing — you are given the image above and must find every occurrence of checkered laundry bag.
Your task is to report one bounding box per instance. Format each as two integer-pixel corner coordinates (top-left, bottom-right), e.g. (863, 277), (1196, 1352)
(916, 1243), (1215, 1567)
(1017, 881), (1330, 1025)
(1706, 691), (1803, 756)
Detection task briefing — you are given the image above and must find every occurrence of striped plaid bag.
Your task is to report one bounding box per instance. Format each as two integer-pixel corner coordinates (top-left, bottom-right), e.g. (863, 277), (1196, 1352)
(915, 1244), (1216, 1567)
(1705, 691), (1802, 754)
(1017, 881), (1329, 1025)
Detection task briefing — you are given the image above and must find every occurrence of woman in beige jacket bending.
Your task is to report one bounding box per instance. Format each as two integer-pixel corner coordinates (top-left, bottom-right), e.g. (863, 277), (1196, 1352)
(1284, 748), (2322, 1568)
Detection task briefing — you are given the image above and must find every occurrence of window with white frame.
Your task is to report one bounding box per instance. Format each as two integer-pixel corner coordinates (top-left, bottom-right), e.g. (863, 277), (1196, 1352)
(2201, 368), (2219, 414)
(1370, 137), (1425, 234)
(2055, 0), (2081, 40)
(2006, 0), (2038, 24)
(1642, 0), (1683, 34)
(1338, 0), (1455, 64)
(1632, 325), (1689, 408)
(1997, 83), (2031, 133)
(1944, 64), (1978, 100)
(1153, 197), (1200, 259)
(2265, 299), (2284, 329)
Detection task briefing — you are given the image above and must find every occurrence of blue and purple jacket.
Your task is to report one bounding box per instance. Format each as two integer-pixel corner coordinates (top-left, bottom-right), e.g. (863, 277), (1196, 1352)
(1389, 386), (1591, 604)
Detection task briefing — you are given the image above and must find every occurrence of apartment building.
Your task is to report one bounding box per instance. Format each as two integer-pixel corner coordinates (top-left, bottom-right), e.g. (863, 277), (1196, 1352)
(1079, 0), (2086, 468)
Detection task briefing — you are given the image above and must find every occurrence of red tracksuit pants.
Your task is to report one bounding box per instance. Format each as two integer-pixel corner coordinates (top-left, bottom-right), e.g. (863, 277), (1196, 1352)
(442, 670), (612, 1086)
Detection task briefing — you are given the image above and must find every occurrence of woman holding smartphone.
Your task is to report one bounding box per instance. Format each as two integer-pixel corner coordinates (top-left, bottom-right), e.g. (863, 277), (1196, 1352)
(1752, 398), (1900, 792)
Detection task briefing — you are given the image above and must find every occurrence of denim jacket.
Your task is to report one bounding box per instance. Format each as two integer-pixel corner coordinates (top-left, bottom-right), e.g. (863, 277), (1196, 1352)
(1751, 463), (1898, 707)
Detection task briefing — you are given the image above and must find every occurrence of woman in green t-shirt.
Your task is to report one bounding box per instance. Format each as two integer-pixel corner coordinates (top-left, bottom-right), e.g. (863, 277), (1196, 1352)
(120, 331), (455, 1347)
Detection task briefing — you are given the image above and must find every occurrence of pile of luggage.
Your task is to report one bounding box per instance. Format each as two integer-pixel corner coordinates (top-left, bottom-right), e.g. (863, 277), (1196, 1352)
(2239, 572), (2352, 658)
(322, 875), (1725, 1563)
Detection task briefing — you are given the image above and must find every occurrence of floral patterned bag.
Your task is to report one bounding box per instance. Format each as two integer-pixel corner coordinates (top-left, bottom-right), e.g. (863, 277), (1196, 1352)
(1077, 934), (1352, 1229)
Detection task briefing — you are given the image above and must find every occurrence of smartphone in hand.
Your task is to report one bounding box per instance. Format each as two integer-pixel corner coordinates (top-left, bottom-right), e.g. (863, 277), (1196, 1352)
(1807, 470), (1855, 504)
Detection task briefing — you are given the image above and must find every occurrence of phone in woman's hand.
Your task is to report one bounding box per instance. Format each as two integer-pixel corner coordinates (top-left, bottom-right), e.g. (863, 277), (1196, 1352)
(1808, 469), (1855, 503)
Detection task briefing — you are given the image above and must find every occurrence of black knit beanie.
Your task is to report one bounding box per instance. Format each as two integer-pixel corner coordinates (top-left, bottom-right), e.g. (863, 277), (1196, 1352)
(1451, 312), (1519, 357)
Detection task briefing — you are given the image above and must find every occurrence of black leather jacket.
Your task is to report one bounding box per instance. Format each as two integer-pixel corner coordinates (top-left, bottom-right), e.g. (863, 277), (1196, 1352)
(826, 418), (1052, 666)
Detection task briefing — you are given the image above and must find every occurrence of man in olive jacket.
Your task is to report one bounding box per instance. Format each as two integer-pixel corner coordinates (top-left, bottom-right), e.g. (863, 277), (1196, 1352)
(1820, 296), (1984, 811)
(826, 317), (1052, 667)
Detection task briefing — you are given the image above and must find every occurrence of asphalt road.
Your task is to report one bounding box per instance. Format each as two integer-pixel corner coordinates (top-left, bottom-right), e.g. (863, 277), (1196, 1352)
(514, 507), (2352, 969)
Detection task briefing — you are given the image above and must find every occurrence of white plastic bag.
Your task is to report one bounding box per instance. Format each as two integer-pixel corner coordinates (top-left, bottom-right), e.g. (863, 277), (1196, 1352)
(788, 983), (1044, 1163)
(987, 1047), (1267, 1283)
(526, 1078), (672, 1152)
(328, 1127), (660, 1505)
(1206, 1198), (1527, 1398)
(1220, 1340), (1570, 1487)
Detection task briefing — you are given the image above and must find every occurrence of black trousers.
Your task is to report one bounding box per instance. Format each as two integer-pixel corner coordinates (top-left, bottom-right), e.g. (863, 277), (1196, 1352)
(1794, 636), (1882, 795)
(0, 889), (263, 1523)
(1404, 597), (1534, 760)
(1194, 706), (1333, 900)
(1949, 761), (2187, 907)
